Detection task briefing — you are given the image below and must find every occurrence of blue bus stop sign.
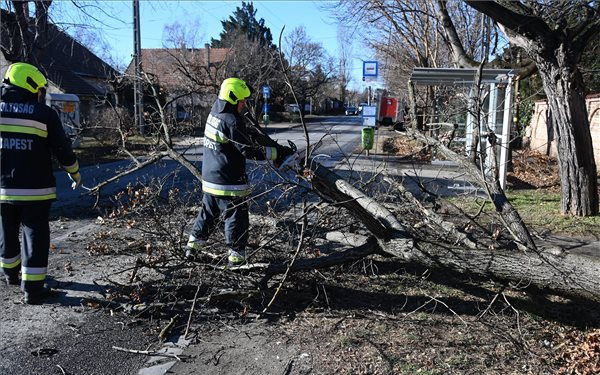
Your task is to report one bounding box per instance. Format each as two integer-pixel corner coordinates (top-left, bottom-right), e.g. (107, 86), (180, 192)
(363, 61), (378, 77)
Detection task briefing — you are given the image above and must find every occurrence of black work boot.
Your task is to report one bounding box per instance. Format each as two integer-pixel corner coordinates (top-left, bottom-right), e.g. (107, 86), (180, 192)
(23, 286), (54, 305)
(4, 275), (20, 286)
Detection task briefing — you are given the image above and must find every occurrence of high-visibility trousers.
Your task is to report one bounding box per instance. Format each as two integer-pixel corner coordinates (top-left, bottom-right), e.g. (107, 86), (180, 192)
(0, 202), (51, 293)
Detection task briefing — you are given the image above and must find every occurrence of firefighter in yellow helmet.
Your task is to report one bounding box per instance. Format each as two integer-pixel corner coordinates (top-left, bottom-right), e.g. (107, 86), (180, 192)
(185, 77), (293, 265)
(0, 62), (81, 304)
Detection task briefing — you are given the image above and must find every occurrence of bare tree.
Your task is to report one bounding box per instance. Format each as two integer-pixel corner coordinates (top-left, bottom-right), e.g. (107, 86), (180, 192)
(455, 0), (600, 217)
(284, 26), (336, 114)
(217, 31), (283, 117)
(163, 19), (205, 49)
(328, 0), (599, 217)
(1, 0), (51, 62)
(337, 24), (354, 106)
(323, 0), (488, 127)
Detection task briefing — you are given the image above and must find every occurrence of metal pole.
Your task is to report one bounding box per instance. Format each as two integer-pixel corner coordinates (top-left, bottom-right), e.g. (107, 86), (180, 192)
(499, 76), (514, 189)
(133, 0), (144, 134)
(485, 83), (498, 177)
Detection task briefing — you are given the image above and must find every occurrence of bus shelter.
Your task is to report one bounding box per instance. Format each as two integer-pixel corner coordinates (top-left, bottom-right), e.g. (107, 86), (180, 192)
(409, 68), (515, 188)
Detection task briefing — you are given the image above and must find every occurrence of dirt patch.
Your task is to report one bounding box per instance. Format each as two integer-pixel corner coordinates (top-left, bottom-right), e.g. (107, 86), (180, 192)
(269, 267), (599, 375)
(381, 133), (563, 191)
(507, 149), (561, 191)
(382, 135), (432, 162)
(155, 259), (600, 375)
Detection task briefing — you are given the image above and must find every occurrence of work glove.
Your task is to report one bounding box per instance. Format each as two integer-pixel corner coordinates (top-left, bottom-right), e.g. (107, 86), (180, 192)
(274, 145), (295, 169)
(68, 171), (81, 190)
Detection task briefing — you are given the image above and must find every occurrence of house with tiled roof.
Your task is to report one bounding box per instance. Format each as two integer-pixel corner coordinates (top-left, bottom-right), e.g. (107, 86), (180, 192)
(124, 44), (231, 123)
(0, 8), (119, 122)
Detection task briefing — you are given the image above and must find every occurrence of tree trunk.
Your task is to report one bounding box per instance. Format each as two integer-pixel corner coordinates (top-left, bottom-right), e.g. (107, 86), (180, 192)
(385, 237), (600, 303)
(535, 59), (599, 216)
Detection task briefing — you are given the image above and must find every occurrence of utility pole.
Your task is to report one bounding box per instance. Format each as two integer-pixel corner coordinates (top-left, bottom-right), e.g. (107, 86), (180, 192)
(133, 0), (144, 134)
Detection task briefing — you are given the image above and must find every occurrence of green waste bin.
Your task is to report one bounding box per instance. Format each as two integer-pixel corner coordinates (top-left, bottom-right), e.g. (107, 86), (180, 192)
(263, 114), (270, 126)
(362, 127), (374, 150)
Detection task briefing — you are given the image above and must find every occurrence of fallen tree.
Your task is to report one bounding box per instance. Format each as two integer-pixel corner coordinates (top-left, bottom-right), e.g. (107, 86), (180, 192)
(268, 151), (600, 303)
(84, 30), (599, 308)
(217, 137), (600, 303)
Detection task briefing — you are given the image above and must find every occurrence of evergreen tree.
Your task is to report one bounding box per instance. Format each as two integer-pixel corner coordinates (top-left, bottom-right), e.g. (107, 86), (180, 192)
(210, 1), (274, 49)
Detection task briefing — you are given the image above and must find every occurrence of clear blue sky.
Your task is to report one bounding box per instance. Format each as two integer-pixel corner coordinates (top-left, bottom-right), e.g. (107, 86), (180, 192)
(50, 1), (373, 90)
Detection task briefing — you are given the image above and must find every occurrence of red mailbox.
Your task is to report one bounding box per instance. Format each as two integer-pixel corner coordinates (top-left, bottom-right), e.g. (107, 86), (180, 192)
(378, 97), (398, 126)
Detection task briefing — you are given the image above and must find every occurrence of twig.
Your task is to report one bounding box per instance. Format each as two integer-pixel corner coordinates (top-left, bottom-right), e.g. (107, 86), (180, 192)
(321, 284), (331, 311)
(261, 201), (309, 315)
(184, 285), (201, 339)
(403, 294), (468, 326)
(159, 314), (179, 341)
(502, 292), (523, 338)
(425, 294), (468, 326)
(477, 285), (506, 319)
(275, 26), (314, 170)
(111, 345), (185, 360)
(281, 358), (294, 375)
(85, 152), (168, 194)
(56, 365), (66, 375)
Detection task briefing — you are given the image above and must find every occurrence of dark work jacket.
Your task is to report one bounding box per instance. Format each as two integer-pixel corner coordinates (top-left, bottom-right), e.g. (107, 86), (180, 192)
(202, 99), (278, 197)
(0, 85), (79, 203)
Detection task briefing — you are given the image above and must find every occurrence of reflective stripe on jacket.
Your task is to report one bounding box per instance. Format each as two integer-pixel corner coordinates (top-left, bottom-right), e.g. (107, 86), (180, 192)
(201, 99), (277, 197)
(0, 85), (78, 202)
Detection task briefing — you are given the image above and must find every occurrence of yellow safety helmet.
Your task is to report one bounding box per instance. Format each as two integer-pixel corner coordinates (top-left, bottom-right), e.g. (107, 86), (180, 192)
(3, 62), (47, 94)
(218, 78), (252, 105)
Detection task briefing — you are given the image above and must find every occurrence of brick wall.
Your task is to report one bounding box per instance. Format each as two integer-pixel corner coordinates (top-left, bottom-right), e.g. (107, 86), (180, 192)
(525, 95), (600, 164)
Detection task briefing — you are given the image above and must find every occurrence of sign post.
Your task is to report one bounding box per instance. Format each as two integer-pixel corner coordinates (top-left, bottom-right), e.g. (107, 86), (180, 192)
(361, 60), (379, 154)
(262, 85), (271, 126)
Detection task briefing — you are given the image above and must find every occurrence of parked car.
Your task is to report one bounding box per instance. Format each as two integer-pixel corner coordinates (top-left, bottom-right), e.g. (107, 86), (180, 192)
(345, 106), (358, 116)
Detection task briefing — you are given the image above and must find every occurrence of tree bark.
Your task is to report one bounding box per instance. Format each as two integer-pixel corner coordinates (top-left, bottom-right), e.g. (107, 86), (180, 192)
(266, 235), (600, 302)
(307, 160), (409, 240)
(536, 60), (598, 216)
(386, 237), (600, 303)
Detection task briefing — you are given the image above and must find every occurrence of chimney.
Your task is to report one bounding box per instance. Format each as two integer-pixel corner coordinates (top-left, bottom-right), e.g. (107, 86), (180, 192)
(205, 43), (210, 68)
